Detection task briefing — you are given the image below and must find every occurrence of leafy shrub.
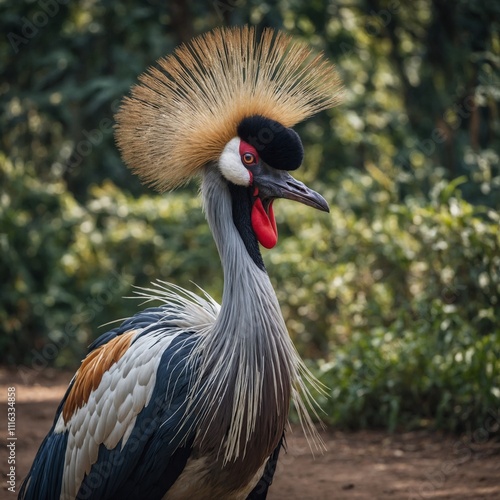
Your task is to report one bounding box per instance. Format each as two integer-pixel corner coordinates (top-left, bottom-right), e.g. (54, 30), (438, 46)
(0, 157), (220, 366)
(269, 168), (500, 432)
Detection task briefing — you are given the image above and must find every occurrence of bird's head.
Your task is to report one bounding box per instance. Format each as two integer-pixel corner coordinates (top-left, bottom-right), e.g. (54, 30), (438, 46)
(115, 26), (342, 251)
(219, 115), (328, 249)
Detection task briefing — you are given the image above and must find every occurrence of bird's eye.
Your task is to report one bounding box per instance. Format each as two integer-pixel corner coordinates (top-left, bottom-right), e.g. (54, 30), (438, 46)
(242, 152), (256, 165)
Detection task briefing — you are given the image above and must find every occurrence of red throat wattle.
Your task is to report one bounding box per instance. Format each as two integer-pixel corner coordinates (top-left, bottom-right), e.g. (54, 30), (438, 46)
(251, 193), (278, 249)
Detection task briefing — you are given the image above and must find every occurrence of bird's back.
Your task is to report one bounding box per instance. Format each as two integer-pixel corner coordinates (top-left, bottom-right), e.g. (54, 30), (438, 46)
(20, 302), (202, 500)
(19, 288), (281, 500)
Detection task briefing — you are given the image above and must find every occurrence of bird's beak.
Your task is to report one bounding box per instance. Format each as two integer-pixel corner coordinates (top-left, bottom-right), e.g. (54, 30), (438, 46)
(254, 167), (330, 213)
(250, 165), (329, 248)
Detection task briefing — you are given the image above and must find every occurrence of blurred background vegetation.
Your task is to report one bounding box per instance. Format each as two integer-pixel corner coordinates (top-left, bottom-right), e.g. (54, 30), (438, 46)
(1, 0), (499, 433)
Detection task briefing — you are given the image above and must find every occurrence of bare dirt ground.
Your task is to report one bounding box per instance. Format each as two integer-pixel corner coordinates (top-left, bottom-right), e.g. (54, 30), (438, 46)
(0, 367), (498, 499)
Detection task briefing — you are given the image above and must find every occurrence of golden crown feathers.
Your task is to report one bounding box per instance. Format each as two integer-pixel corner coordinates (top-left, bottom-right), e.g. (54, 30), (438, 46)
(115, 26), (343, 191)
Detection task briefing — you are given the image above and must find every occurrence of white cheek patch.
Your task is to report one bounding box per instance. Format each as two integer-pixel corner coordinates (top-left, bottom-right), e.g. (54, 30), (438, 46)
(219, 137), (251, 186)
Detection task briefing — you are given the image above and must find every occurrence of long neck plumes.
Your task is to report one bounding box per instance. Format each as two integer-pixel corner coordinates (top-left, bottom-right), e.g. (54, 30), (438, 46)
(191, 165), (321, 475)
(196, 165), (290, 466)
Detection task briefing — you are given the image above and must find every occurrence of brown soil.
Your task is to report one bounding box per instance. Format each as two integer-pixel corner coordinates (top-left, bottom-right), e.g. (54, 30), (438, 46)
(0, 367), (498, 499)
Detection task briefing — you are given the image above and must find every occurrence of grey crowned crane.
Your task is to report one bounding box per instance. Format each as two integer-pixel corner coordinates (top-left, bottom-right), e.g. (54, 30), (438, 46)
(20, 26), (342, 500)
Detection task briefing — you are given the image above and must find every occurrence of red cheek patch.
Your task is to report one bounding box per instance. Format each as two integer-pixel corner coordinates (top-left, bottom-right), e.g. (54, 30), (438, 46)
(239, 140), (259, 161)
(251, 198), (278, 249)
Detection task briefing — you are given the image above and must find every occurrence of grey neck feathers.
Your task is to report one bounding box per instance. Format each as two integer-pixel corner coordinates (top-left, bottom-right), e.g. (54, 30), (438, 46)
(192, 164), (294, 478)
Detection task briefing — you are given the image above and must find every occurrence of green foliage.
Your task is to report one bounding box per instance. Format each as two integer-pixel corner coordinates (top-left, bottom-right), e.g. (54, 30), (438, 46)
(0, 156), (220, 366)
(1, 0), (499, 432)
(268, 168), (499, 432)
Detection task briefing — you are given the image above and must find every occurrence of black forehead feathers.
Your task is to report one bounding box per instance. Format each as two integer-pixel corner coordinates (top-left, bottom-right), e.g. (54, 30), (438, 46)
(237, 115), (304, 171)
